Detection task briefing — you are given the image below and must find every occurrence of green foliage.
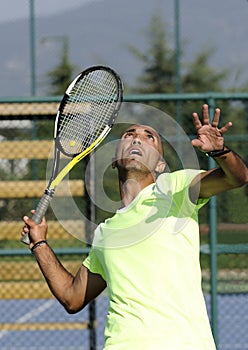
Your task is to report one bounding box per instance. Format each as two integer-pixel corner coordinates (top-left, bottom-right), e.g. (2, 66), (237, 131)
(182, 48), (228, 92)
(129, 14), (175, 94)
(46, 38), (77, 96)
(130, 14), (229, 96)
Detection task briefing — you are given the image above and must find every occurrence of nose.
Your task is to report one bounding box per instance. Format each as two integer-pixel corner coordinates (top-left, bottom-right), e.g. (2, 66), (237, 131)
(132, 137), (141, 145)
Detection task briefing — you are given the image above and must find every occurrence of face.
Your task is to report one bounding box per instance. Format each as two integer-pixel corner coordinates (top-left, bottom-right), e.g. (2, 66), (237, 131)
(113, 125), (165, 175)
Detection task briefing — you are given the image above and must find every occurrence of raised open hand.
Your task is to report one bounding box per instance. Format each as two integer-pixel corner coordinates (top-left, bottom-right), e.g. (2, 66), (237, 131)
(191, 104), (232, 152)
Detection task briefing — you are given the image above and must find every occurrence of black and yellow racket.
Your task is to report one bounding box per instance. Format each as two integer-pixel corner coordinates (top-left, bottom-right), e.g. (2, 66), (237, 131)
(21, 65), (123, 244)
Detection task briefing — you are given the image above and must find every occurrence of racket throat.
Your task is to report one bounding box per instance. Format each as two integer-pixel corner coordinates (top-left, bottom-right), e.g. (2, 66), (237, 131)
(44, 188), (56, 197)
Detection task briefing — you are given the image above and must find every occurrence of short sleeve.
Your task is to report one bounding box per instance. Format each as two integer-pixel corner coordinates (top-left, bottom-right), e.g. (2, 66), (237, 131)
(157, 169), (209, 212)
(82, 247), (106, 281)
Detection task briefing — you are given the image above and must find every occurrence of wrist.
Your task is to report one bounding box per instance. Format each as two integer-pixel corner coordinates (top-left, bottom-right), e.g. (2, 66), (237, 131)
(204, 146), (231, 158)
(30, 240), (48, 254)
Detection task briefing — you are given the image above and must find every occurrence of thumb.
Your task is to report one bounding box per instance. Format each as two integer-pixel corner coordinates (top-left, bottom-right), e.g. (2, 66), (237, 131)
(23, 214), (47, 228)
(191, 139), (202, 148)
(23, 215), (34, 228)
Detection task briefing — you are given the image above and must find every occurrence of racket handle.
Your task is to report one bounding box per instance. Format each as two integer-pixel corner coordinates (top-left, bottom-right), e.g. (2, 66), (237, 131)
(21, 192), (53, 245)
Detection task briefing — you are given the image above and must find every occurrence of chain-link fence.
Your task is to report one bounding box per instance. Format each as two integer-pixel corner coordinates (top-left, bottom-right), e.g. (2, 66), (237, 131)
(0, 95), (247, 349)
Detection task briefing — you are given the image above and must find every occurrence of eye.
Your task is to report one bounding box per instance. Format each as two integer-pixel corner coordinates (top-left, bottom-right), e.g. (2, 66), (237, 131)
(146, 134), (154, 141)
(123, 131), (133, 138)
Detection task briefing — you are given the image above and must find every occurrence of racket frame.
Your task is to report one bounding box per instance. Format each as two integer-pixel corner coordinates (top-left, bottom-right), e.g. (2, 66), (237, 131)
(21, 65), (123, 245)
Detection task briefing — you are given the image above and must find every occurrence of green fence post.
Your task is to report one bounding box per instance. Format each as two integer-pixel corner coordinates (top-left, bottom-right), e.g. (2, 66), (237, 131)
(207, 99), (219, 348)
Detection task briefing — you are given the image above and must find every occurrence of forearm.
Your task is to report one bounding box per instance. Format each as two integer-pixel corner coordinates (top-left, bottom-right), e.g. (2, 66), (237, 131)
(212, 147), (248, 187)
(32, 242), (84, 312)
(22, 215), (90, 313)
(197, 148), (247, 199)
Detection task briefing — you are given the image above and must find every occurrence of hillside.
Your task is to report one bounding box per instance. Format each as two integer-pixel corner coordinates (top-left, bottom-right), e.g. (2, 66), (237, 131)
(0, 0), (247, 97)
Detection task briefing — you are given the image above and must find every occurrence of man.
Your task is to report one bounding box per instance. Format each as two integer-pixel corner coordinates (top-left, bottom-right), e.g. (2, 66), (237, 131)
(22, 104), (248, 349)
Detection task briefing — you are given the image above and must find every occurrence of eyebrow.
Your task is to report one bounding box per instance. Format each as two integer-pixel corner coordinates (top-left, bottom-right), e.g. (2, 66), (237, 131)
(123, 128), (157, 137)
(123, 128), (135, 134)
(144, 129), (156, 137)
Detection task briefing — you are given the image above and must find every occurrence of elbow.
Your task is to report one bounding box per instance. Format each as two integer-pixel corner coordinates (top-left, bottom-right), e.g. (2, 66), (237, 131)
(65, 307), (80, 315)
(63, 294), (92, 313)
(60, 290), (87, 314)
(63, 301), (86, 314)
(64, 303), (78, 314)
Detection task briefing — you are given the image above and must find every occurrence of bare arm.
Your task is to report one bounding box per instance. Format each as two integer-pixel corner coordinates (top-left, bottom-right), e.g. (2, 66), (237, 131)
(190, 104), (248, 201)
(22, 214), (106, 313)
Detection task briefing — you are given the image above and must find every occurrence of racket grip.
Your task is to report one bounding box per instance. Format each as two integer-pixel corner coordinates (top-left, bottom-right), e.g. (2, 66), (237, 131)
(21, 192), (53, 245)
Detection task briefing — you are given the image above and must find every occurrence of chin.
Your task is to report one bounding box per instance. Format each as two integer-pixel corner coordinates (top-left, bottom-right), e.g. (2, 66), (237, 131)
(127, 163), (151, 174)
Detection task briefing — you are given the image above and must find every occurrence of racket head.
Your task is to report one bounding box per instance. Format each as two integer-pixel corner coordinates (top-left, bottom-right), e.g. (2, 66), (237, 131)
(54, 65), (123, 157)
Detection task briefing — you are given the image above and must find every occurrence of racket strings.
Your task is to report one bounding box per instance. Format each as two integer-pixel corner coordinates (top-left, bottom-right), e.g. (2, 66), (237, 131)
(58, 70), (119, 155)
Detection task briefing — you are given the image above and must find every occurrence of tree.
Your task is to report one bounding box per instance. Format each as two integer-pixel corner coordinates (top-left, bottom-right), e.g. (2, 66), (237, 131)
(182, 48), (228, 93)
(46, 37), (76, 96)
(131, 14), (229, 95)
(129, 14), (175, 94)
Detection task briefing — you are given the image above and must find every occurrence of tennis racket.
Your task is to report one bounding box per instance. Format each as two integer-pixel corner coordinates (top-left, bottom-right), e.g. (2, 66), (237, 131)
(21, 65), (123, 245)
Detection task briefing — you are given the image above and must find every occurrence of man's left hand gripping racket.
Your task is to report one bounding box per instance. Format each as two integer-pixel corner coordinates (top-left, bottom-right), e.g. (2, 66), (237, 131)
(21, 65), (123, 245)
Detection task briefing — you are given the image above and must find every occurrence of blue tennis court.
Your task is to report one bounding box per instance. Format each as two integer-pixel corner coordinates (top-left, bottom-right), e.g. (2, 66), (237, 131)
(1, 294), (248, 349)
(0, 295), (108, 350)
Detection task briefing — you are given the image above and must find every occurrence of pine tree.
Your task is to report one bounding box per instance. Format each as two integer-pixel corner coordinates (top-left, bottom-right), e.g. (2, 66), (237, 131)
(46, 37), (76, 96)
(130, 14), (175, 94)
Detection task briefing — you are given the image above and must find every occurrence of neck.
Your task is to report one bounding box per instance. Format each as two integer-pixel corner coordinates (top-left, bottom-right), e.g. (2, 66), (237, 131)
(118, 170), (156, 207)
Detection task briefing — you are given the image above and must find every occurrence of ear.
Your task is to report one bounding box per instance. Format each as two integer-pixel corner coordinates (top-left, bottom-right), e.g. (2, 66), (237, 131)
(155, 159), (166, 174)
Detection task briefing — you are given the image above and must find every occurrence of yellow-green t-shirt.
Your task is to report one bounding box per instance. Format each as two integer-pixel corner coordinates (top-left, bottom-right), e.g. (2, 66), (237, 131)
(83, 169), (216, 350)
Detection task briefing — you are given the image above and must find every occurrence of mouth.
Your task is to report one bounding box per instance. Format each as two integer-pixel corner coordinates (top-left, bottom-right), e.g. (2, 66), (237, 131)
(129, 148), (142, 157)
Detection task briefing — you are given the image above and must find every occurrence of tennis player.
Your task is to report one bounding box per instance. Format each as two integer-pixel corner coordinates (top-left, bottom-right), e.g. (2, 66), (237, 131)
(22, 104), (248, 350)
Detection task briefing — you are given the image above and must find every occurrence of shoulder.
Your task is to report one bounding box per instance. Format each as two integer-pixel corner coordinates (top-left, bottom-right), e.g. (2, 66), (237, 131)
(156, 169), (205, 192)
(157, 169), (209, 208)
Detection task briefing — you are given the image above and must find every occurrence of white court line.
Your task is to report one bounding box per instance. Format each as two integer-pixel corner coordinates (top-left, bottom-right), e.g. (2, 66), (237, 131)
(0, 299), (55, 340)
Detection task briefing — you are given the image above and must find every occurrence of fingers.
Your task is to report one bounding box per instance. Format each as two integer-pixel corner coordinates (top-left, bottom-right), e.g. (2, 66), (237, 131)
(23, 213), (35, 229)
(219, 121), (233, 135)
(202, 104), (210, 125)
(21, 215), (33, 239)
(191, 138), (202, 148)
(192, 104), (210, 130)
(23, 214), (47, 229)
(192, 112), (200, 124)
(211, 107), (221, 128)
(193, 104), (218, 127)
(193, 104), (232, 133)
(22, 212), (48, 243)
(192, 112), (202, 131)
(191, 105), (233, 153)
(21, 221), (30, 236)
